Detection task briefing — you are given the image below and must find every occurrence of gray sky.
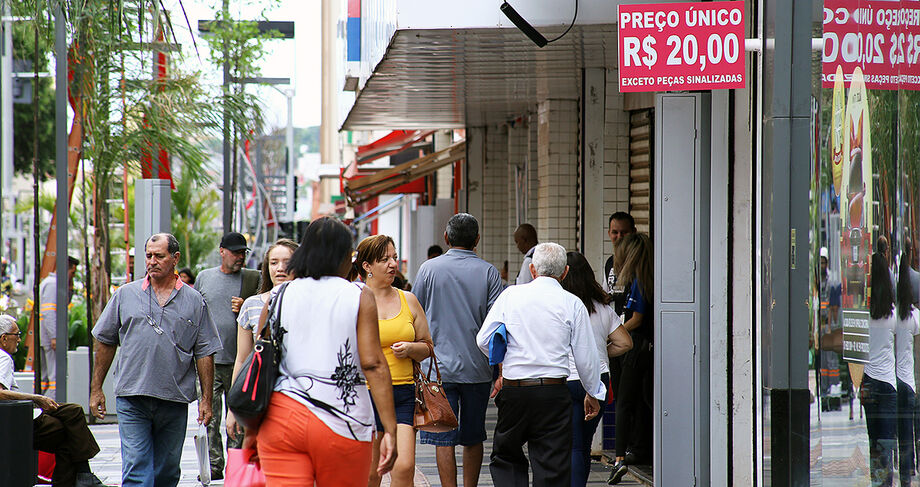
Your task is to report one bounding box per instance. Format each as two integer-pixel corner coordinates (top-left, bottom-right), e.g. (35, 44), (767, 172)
(163, 0), (322, 129)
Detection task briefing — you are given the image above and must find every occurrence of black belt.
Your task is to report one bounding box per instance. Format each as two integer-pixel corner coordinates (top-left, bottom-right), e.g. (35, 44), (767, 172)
(503, 377), (565, 387)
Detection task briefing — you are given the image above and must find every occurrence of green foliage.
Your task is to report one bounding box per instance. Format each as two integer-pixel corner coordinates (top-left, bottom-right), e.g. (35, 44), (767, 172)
(12, 314), (29, 370)
(67, 298), (88, 350)
(296, 126), (320, 155)
(10, 20), (55, 177)
(172, 170), (221, 271)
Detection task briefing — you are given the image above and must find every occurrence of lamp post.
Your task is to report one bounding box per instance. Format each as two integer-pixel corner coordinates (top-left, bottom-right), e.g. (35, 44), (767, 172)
(197, 19), (295, 234)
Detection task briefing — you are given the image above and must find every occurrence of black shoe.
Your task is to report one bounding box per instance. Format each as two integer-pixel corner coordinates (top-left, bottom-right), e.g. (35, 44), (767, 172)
(623, 451), (638, 465)
(608, 461), (628, 485)
(74, 472), (106, 487)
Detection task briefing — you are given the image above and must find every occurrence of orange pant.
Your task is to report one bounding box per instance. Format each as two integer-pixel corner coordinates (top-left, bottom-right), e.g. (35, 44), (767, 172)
(257, 392), (372, 486)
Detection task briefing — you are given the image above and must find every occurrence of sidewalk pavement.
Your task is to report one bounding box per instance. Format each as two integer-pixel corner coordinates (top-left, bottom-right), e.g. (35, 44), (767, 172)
(88, 400), (634, 486)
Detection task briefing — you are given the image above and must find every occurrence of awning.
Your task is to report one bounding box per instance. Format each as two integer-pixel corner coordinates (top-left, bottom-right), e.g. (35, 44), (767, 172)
(356, 129), (435, 165)
(345, 140), (466, 205)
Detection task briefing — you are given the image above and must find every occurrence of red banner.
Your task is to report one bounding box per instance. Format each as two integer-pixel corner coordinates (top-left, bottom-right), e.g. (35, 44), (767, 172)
(617, 1), (746, 92)
(822, 0), (920, 90)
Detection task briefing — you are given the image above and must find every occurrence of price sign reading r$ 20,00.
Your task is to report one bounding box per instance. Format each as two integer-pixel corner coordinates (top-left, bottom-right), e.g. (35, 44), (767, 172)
(617, 1), (746, 92)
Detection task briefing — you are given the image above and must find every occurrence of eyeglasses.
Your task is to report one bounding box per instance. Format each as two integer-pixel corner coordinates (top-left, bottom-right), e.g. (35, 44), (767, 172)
(1, 332), (22, 338)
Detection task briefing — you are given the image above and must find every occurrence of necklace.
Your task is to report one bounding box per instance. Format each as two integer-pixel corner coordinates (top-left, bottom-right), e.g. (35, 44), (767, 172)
(146, 285), (169, 335)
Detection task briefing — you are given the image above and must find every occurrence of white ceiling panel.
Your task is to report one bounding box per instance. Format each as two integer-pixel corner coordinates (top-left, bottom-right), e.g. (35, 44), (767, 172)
(341, 25), (618, 131)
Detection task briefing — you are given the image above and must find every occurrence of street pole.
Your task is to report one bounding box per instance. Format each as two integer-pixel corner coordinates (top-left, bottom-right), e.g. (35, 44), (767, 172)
(0, 7), (12, 262)
(221, 0), (232, 235)
(285, 89), (295, 222)
(54, 5), (68, 402)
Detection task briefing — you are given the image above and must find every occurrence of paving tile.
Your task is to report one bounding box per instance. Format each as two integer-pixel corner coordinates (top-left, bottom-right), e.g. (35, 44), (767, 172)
(89, 400), (636, 486)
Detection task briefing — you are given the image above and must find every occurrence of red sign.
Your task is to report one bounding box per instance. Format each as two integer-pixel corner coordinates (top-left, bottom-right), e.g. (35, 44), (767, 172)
(617, 1), (746, 92)
(821, 0), (920, 91)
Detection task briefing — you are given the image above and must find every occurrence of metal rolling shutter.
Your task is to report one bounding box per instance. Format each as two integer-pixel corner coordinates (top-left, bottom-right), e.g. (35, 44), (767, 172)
(629, 109), (653, 234)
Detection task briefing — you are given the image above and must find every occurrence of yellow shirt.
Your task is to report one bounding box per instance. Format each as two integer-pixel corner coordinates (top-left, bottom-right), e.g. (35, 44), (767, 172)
(379, 289), (416, 385)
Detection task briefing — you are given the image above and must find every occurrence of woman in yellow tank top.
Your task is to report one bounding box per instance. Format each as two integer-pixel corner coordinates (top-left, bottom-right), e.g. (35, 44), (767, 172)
(355, 235), (432, 487)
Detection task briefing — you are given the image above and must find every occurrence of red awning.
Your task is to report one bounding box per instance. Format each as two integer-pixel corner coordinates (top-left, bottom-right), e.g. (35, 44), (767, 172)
(344, 140), (465, 205)
(355, 129), (435, 165)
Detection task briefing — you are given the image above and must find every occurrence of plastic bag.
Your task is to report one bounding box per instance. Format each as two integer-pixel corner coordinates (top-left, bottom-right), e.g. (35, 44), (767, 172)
(194, 423), (210, 485)
(226, 448), (266, 487)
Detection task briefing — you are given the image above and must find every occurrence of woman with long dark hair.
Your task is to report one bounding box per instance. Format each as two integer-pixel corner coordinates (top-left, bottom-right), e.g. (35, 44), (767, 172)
(863, 251), (898, 486)
(561, 251), (632, 487)
(895, 253), (920, 487)
(247, 218), (398, 485)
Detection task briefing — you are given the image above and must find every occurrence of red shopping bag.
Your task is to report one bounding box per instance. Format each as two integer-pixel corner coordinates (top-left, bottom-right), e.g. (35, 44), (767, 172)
(37, 451), (55, 484)
(226, 448), (266, 487)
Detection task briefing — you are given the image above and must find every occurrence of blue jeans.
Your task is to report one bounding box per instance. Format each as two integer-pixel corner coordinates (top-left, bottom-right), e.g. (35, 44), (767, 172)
(862, 375), (897, 487)
(116, 396), (189, 487)
(897, 379), (916, 486)
(568, 373), (609, 487)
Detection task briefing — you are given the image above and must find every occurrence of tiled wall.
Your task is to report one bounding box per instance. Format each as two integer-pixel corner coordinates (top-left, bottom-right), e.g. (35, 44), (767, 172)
(507, 120), (530, 281)
(480, 125), (509, 269)
(465, 71), (631, 281)
(537, 98), (580, 251)
(603, 68), (631, 262)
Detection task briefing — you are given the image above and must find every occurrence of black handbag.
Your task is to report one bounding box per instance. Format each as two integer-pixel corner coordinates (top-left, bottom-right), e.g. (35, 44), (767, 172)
(227, 282), (290, 430)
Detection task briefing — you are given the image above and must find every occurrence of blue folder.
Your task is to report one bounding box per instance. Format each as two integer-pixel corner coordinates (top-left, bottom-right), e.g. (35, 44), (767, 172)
(489, 324), (508, 365)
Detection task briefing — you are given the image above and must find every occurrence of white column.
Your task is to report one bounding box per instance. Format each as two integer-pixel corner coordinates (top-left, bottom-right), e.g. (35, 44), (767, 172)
(465, 126), (484, 220)
(583, 68), (606, 283)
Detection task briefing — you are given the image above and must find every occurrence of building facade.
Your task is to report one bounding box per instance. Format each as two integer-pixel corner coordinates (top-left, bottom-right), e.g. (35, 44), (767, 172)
(332, 0), (920, 484)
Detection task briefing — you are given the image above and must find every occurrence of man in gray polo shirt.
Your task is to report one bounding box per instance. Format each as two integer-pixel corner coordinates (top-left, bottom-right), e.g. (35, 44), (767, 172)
(194, 231), (260, 479)
(413, 213), (505, 487)
(91, 233), (222, 487)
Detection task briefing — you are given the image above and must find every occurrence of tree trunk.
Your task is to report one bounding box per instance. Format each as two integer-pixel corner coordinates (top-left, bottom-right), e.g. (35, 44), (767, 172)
(90, 180), (111, 328)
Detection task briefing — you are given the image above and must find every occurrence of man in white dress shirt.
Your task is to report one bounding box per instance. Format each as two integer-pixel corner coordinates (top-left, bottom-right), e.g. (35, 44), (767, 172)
(477, 242), (606, 487)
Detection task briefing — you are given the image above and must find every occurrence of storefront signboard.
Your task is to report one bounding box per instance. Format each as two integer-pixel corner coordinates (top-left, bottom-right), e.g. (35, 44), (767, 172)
(617, 1), (746, 92)
(822, 0), (920, 90)
(841, 309), (870, 363)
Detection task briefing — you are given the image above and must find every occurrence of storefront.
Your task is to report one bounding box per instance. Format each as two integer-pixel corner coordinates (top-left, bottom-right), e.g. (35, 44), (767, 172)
(335, 0), (920, 484)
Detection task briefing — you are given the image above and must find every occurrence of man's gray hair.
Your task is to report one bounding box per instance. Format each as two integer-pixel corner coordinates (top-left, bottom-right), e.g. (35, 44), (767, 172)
(146, 233), (180, 255)
(531, 242), (567, 278)
(0, 315), (18, 335)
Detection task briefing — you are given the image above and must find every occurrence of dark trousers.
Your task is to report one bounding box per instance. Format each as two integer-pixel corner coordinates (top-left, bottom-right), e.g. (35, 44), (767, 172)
(897, 379), (916, 487)
(614, 335), (653, 459)
(863, 374), (897, 487)
(34, 403), (100, 486)
(567, 373), (609, 487)
(491, 383), (572, 487)
(209, 363), (242, 474)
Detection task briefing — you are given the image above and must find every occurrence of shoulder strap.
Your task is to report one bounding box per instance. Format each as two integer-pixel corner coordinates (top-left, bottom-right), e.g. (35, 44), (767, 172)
(240, 269), (261, 299)
(257, 281), (290, 340)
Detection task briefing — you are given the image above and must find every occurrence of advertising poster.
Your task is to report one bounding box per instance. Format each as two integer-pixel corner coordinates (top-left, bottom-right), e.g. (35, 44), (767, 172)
(821, 0), (920, 90)
(617, 1), (746, 92)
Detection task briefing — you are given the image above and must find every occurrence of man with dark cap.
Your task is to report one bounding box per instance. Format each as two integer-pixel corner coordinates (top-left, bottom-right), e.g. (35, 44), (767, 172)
(194, 232), (261, 480)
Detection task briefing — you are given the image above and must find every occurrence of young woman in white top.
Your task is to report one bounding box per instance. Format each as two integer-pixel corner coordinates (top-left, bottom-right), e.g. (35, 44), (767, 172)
(895, 253), (920, 487)
(226, 238), (298, 440)
(863, 252), (898, 486)
(244, 217), (398, 486)
(560, 251), (633, 487)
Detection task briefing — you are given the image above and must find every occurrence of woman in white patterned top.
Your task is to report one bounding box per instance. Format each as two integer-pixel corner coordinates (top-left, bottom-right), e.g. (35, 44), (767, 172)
(225, 238), (298, 439)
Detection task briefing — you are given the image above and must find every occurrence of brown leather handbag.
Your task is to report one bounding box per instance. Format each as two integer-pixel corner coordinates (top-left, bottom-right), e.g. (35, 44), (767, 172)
(413, 343), (459, 433)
